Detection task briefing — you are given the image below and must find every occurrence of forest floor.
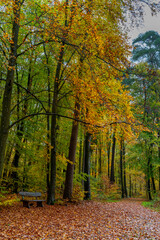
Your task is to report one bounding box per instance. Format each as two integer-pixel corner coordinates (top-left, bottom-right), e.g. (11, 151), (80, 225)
(0, 198), (160, 239)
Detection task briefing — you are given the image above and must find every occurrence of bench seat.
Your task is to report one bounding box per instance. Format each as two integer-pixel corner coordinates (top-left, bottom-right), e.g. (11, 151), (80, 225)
(19, 192), (45, 208)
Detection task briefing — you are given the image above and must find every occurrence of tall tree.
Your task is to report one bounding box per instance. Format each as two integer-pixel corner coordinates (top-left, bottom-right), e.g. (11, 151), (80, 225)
(0, 0), (23, 179)
(47, 43), (65, 204)
(110, 132), (116, 184)
(11, 52), (34, 193)
(120, 136), (124, 198)
(63, 100), (80, 200)
(123, 140), (128, 198)
(83, 132), (91, 200)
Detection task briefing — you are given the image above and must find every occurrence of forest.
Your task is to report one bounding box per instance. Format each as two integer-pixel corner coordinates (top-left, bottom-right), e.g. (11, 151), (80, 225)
(0, 0), (160, 208)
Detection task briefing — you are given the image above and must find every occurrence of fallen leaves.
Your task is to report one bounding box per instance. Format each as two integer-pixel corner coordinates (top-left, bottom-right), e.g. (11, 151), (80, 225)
(0, 199), (160, 239)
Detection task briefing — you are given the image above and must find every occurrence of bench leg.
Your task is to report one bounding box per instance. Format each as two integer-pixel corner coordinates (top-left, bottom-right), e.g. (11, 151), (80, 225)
(37, 201), (43, 207)
(23, 200), (30, 208)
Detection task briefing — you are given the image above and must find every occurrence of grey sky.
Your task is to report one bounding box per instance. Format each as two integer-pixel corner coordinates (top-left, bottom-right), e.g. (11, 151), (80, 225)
(127, 6), (160, 44)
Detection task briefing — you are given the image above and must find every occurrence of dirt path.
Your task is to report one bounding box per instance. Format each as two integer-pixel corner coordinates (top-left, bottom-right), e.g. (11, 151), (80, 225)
(0, 199), (159, 239)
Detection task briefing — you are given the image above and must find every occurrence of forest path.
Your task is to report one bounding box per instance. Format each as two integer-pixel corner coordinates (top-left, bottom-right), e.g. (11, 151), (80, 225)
(0, 199), (160, 239)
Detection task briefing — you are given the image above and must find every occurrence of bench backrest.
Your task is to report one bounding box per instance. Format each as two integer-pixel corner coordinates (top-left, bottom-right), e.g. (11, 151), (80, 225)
(19, 192), (41, 197)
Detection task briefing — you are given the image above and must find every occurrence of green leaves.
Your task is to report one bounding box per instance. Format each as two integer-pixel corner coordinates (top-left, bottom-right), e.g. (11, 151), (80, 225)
(132, 31), (160, 67)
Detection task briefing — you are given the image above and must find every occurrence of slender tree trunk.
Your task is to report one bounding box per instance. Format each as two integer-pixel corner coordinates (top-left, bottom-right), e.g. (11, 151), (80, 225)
(11, 60), (32, 193)
(82, 137), (85, 188)
(145, 139), (152, 200)
(98, 142), (102, 175)
(158, 131), (160, 191)
(2, 143), (14, 180)
(47, 70), (58, 205)
(159, 167), (160, 191)
(22, 144), (27, 191)
(84, 132), (91, 200)
(147, 177), (152, 200)
(0, 0), (22, 179)
(46, 114), (50, 197)
(95, 146), (98, 178)
(148, 142), (156, 194)
(120, 137), (124, 198)
(11, 67), (20, 193)
(129, 174), (132, 197)
(63, 100), (80, 200)
(110, 132), (116, 184)
(135, 180), (137, 196)
(107, 140), (111, 178)
(47, 44), (64, 205)
(47, 0), (70, 204)
(43, 42), (51, 200)
(150, 164), (156, 194)
(147, 158), (152, 200)
(123, 141), (128, 198)
(79, 131), (83, 174)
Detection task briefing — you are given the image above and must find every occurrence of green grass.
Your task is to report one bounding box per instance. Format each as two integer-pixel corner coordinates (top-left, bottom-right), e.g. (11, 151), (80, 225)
(142, 201), (154, 208)
(142, 201), (160, 212)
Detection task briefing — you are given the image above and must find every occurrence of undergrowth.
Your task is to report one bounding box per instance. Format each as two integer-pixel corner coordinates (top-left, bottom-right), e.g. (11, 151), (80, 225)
(142, 199), (160, 212)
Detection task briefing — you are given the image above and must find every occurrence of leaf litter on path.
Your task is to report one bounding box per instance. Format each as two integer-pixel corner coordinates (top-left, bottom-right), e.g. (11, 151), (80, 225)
(0, 199), (159, 239)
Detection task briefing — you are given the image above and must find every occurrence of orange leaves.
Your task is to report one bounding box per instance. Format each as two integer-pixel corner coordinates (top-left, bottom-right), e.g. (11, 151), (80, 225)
(0, 200), (160, 239)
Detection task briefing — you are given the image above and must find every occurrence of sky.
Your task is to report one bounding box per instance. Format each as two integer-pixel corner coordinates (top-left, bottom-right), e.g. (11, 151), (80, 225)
(127, 6), (160, 44)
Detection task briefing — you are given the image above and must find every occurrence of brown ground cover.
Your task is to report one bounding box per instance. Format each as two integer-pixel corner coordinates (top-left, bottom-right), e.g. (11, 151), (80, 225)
(0, 199), (160, 239)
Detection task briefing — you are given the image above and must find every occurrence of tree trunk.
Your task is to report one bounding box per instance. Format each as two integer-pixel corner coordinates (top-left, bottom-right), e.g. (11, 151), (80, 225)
(84, 132), (91, 200)
(110, 132), (116, 184)
(63, 48), (84, 200)
(0, 0), (22, 179)
(107, 140), (111, 178)
(43, 42), (51, 200)
(129, 174), (132, 197)
(120, 137), (124, 198)
(11, 60), (32, 193)
(147, 177), (152, 200)
(147, 158), (152, 200)
(2, 143), (14, 180)
(47, 0), (71, 204)
(148, 142), (156, 195)
(79, 131), (83, 174)
(150, 164), (156, 194)
(47, 44), (64, 205)
(123, 141), (128, 198)
(135, 180), (137, 196)
(63, 100), (80, 200)
(11, 67), (20, 193)
(98, 142), (102, 175)
(158, 131), (160, 191)
(159, 167), (160, 191)
(22, 141), (27, 191)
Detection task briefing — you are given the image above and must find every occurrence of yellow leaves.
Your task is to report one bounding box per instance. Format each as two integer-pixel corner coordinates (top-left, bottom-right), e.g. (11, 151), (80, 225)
(3, 31), (9, 39)
(67, 49), (134, 135)
(44, 140), (53, 149)
(57, 154), (71, 166)
(7, 65), (16, 71)
(0, 0), (135, 139)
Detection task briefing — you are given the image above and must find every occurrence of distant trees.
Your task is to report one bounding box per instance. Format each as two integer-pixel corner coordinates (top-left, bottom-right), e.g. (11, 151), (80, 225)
(125, 31), (160, 199)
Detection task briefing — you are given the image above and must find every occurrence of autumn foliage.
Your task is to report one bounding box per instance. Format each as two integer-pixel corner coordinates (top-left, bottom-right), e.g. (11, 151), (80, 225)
(0, 0), (160, 209)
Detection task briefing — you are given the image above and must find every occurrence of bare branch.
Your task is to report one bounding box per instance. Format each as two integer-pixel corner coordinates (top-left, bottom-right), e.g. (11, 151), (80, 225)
(14, 82), (47, 112)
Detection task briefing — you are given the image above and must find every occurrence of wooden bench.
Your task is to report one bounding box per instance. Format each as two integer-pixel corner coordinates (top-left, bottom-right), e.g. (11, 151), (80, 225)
(19, 192), (45, 208)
